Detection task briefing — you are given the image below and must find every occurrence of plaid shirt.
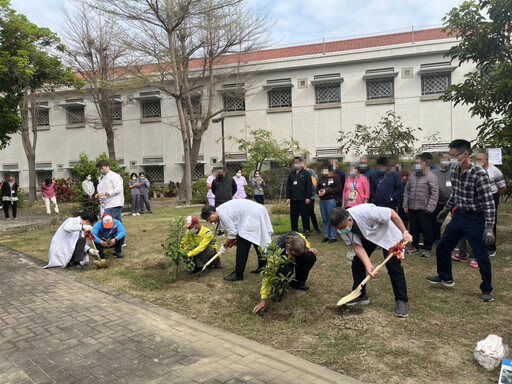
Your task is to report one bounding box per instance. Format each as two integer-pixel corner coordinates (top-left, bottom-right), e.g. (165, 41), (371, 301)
(445, 163), (495, 228)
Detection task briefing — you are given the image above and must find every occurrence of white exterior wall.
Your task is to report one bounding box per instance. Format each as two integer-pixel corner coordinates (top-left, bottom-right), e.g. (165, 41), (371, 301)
(0, 37), (481, 189)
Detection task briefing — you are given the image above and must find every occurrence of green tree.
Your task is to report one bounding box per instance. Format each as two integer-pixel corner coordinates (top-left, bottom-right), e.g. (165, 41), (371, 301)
(228, 129), (303, 176)
(338, 111), (424, 161)
(0, 1), (81, 199)
(442, 0), (512, 198)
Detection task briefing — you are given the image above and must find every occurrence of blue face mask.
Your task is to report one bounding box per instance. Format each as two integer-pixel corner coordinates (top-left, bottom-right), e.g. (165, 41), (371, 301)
(349, 171), (356, 177)
(188, 228), (197, 235)
(414, 164), (422, 172)
(441, 161), (451, 167)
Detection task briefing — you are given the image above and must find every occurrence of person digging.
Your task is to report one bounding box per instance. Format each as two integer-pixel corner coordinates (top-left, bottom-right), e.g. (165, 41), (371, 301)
(181, 215), (223, 276)
(329, 204), (412, 318)
(253, 232), (317, 314)
(91, 214), (126, 259)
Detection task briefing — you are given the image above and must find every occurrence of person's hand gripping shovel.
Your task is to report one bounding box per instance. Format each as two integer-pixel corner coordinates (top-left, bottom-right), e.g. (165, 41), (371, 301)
(336, 240), (408, 307)
(84, 232), (108, 269)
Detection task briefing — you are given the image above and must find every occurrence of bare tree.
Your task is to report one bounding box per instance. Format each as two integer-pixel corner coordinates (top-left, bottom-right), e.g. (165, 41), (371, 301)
(61, 1), (132, 159)
(93, 0), (270, 202)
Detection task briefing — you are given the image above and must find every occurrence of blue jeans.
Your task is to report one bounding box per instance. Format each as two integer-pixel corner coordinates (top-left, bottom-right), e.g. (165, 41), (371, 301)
(104, 206), (123, 222)
(319, 199), (337, 240)
(96, 236), (125, 258)
(436, 209), (492, 293)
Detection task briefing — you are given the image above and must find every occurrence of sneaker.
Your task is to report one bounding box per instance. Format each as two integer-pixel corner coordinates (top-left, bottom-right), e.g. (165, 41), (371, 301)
(328, 239), (337, 244)
(6, 218), (10, 221)
(217, 230), (225, 236)
(451, 253), (468, 262)
(321, 238), (329, 243)
(148, 211), (153, 214)
(469, 260), (479, 268)
(488, 251), (496, 257)
(482, 292), (494, 302)
(395, 300), (409, 318)
(426, 275), (454, 287)
(68, 264), (84, 271)
(136, 213), (141, 216)
(122, 243), (127, 247)
(132, 213), (137, 216)
(421, 250), (431, 258)
(223, 271), (244, 282)
(115, 252), (124, 258)
(407, 247), (420, 255)
(13, 217), (18, 220)
(345, 294), (370, 306)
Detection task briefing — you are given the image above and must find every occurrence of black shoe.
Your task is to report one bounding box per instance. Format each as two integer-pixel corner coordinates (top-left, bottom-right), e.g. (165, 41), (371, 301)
(223, 271), (244, 282)
(217, 230), (225, 236)
(304, 230), (311, 238)
(328, 238), (337, 244)
(251, 260), (266, 274)
(289, 281), (309, 291)
(482, 292), (494, 302)
(68, 264), (84, 271)
(315, 229), (321, 235)
(322, 237), (329, 243)
(426, 275), (454, 287)
(115, 252), (124, 258)
(345, 294), (370, 306)
(148, 211), (153, 214)
(214, 262), (224, 269)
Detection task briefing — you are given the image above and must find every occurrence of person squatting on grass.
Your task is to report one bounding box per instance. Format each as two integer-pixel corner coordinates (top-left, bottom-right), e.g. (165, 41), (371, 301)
(253, 232), (317, 314)
(201, 199), (274, 282)
(181, 215), (222, 276)
(44, 211), (99, 271)
(329, 204), (413, 318)
(428, 139), (496, 302)
(92, 214), (126, 259)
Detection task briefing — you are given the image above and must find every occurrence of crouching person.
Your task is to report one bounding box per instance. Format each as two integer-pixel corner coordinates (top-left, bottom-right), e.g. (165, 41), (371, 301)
(181, 215), (221, 276)
(253, 232), (317, 314)
(92, 214), (126, 259)
(44, 212), (99, 271)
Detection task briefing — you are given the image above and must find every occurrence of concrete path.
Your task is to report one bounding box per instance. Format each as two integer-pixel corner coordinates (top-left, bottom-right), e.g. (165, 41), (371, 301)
(0, 246), (362, 384)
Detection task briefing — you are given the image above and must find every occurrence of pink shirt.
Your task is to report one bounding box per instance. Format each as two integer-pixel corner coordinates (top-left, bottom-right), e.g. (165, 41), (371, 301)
(233, 176), (247, 199)
(41, 182), (56, 199)
(343, 175), (370, 207)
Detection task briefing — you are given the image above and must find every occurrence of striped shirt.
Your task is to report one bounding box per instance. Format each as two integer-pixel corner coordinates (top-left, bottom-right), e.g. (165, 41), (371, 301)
(445, 163), (495, 228)
(486, 164), (506, 194)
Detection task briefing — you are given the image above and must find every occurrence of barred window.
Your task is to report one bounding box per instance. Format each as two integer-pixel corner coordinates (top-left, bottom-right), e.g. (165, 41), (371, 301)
(112, 103), (122, 121)
(421, 72), (451, 95)
(315, 83), (341, 104)
(268, 87), (292, 108)
(145, 165), (164, 183)
(142, 100), (161, 118)
(67, 106), (85, 124)
(37, 170), (53, 185)
(366, 78), (394, 100)
(182, 96), (201, 116)
(37, 109), (50, 126)
(226, 162), (244, 176)
(223, 95), (245, 112)
(193, 163), (205, 180)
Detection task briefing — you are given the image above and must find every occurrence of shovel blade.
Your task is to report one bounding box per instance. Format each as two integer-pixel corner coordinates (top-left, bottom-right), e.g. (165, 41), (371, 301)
(336, 286), (363, 307)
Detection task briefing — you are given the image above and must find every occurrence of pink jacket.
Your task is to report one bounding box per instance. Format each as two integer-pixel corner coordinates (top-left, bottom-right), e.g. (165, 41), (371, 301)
(343, 176), (370, 207)
(41, 182), (56, 199)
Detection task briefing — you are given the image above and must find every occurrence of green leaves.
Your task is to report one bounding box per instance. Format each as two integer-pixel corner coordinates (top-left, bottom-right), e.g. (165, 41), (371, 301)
(260, 242), (294, 300)
(162, 216), (195, 281)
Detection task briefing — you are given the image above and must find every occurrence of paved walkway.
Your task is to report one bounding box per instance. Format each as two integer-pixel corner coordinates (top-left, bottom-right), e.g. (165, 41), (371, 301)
(0, 246), (362, 384)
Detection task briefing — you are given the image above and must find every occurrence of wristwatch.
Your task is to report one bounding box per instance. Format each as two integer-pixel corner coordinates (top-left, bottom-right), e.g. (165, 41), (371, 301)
(402, 230), (409, 234)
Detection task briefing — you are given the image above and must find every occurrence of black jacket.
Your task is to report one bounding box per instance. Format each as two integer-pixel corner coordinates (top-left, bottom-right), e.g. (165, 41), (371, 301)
(286, 169), (312, 200)
(1, 180), (18, 199)
(371, 171), (403, 209)
(211, 176), (237, 207)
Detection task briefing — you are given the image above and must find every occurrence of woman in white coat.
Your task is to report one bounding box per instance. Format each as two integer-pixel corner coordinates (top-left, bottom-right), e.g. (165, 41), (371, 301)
(201, 199), (273, 282)
(44, 212), (99, 270)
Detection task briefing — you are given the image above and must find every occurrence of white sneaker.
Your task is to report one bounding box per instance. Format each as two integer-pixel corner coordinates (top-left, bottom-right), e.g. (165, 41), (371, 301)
(136, 213), (140, 216)
(132, 213), (137, 216)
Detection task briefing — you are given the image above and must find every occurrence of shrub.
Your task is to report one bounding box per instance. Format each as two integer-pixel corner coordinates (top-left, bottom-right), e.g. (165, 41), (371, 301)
(269, 204), (289, 215)
(17, 188), (34, 208)
(192, 177), (208, 204)
(162, 216), (195, 281)
(54, 178), (79, 203)
(260, 242), (294, 299)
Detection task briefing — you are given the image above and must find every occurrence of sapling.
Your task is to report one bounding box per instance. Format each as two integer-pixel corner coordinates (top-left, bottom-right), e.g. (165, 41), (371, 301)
(259, 242), (294, 300)
(162, 216), (195, 281)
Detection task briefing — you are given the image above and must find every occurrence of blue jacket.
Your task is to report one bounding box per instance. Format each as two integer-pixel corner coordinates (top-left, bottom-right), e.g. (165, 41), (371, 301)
(371, 171), (403, 210)
(92, 219), (126, 244)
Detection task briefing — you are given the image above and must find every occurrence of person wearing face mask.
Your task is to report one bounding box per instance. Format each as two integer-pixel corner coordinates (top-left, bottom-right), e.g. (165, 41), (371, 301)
(2, 175), (19, 220)
(181, 215), (221, 275)
(317, 164), (341, 243)
(329, 205), (412, 318)
(403, 154), (439, 258)
(286, 158), (313, 236)
(359, 156), (376, 198)
(395, 162), (409, 229)
(138, 172), (153, 214)
(251, 170), (265, 205)
(342, 164), (370, 208)
(427, 140), (496, 302)
(432, 154), (454, 243)
(82, 174), (96, 212)
(232, 169), (248, 199)
(129, 173), (141, 216)
(370, 157), (403, 211)
(95, 160), (125, 223)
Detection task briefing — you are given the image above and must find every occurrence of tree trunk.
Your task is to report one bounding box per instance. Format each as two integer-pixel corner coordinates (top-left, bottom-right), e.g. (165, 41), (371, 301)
(105, 120), (116, 159)
(177, 101), (193, 203)
(20, 97), (38, 201)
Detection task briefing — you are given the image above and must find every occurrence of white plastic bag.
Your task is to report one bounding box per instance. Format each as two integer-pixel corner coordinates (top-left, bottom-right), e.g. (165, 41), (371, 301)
(474, 334), (509, 371)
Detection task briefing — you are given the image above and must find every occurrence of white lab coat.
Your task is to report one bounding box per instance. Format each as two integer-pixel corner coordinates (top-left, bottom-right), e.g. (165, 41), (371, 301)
(44, 217), (90, 268)
(217, 199), (274, 247)
(341, 204), (402, 251)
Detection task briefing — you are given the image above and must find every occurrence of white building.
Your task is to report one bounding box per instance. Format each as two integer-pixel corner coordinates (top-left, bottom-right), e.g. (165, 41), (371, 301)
(0, 27), (479, 189)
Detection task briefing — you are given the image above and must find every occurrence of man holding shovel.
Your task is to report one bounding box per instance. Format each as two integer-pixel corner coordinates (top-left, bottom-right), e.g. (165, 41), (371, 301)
(329, 204), (412, 318)
(181, 215), (222, 276)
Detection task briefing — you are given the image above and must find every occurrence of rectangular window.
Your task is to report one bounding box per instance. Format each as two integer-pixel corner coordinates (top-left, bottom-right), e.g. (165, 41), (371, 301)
(193, 163), (204, 180)
(182, 95), (201, 116)
(223, 95), (245, 112)
(366, 78), (394, 100)
(421, 72), (451, 95)
(37, 109), (50, 126)
(36, 170), (53, 185)
(145, 165), (164, 183)
(141, 100), (161, 118)
(315, 83), (341, 104)
(268, 88), (292, 108)
(67, 106), (85, 124)
(112, 102), (122, 121)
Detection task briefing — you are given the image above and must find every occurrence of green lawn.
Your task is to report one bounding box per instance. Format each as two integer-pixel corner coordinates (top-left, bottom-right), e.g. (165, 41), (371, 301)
(2, 201), (511, 384)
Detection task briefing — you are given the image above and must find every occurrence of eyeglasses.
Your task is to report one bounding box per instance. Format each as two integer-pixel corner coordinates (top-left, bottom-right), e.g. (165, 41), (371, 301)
(449, 151), (465, 159)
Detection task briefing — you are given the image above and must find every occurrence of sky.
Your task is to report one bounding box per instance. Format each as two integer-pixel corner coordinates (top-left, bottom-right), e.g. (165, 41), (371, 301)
(10, 0), (464, 47)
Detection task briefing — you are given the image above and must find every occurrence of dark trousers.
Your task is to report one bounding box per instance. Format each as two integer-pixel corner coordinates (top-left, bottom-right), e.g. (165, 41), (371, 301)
(131, 193), (141, 213)
(432, 203), (446, 242)
(70, 237), (86, 265)
(286, 251), (316, 286)
(254, 195), (264, 205)
(397, 206), (408, 229)
(436, 210), (492, 293)
(289, 199), (310, 232)
(307, 199), (319, 231)
(83, 195), (96, 213)
(408, 210), (434, 250)
(3, 201), (17, 218)
(235, 236), (262, 275)
(352, 238), (408, 302)
(194, 246), (221, 268)
(96, 236), (125, 257)
(140, 194), (152, 213)
(488, 193), (500, 252)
